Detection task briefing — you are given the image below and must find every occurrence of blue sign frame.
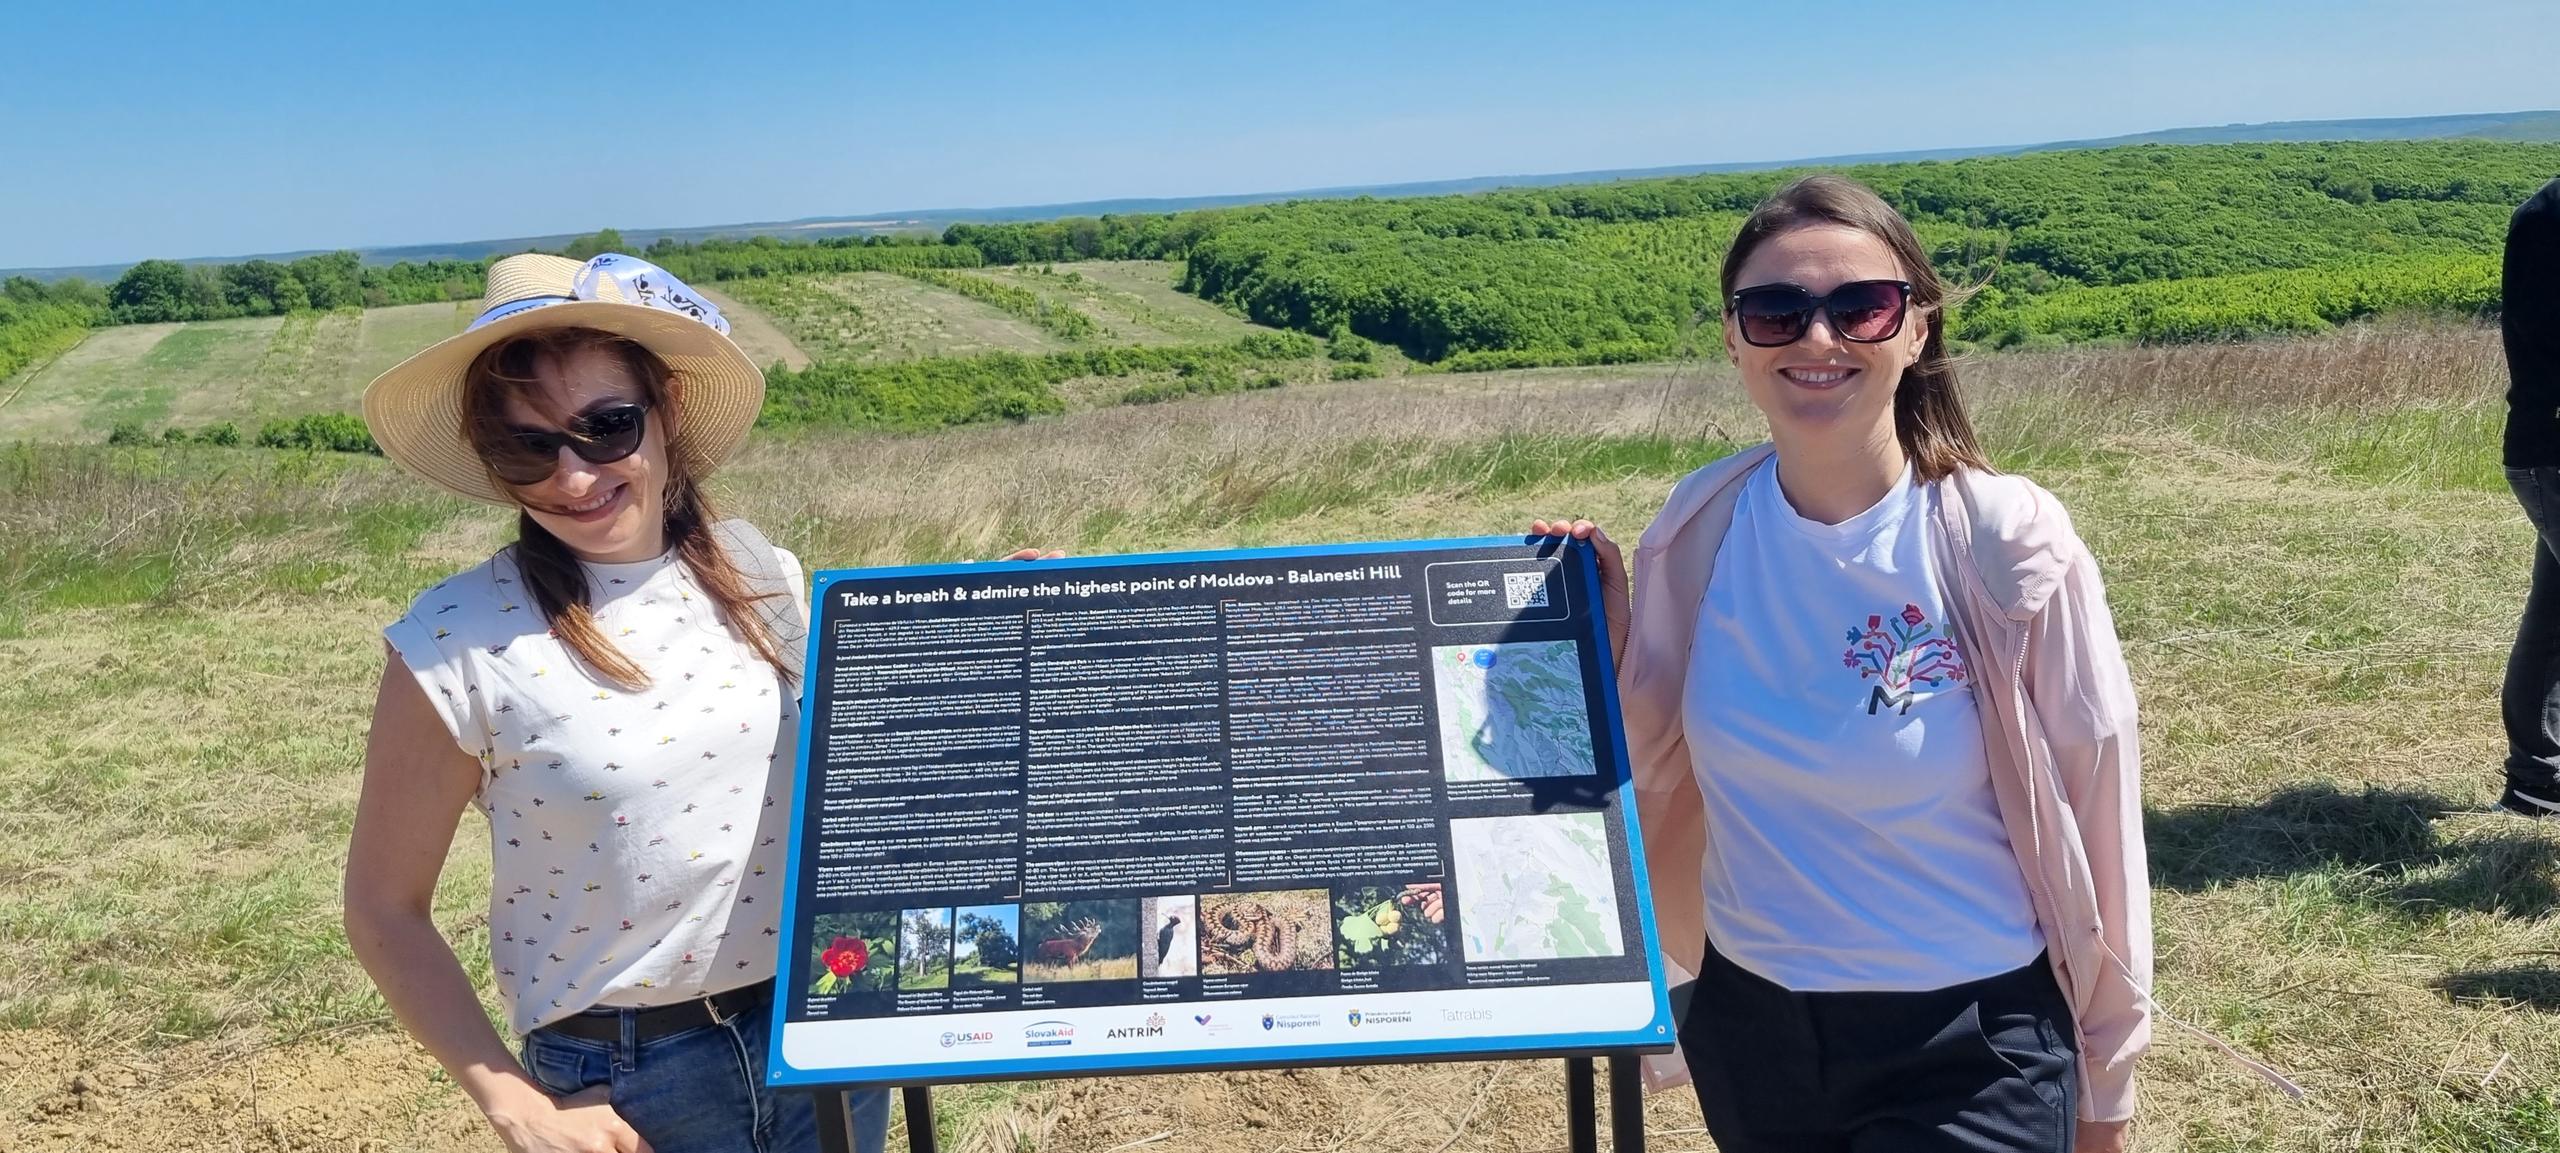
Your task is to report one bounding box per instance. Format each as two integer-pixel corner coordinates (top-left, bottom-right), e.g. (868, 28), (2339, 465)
(766, 536), (1672, 1088)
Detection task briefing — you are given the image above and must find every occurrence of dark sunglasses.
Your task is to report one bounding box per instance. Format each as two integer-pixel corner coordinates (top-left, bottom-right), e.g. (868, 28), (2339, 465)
(485, 403), (650, 486)
(1728, 279), (1915, 348)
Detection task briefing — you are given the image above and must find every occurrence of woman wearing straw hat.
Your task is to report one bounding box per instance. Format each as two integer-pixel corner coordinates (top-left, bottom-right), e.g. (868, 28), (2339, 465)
(343, 253), (1013, 1153)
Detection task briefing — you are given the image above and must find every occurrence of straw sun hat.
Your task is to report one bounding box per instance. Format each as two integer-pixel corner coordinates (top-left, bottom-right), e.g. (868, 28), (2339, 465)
(361, 252), (765, 506)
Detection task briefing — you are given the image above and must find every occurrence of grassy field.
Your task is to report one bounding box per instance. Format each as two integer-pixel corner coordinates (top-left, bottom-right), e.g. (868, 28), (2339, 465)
(2, 322), (2556, 1151)
(719, 264), (1279, 365)
(972, 261), (1269, 346)
(0, 301), (480, 440)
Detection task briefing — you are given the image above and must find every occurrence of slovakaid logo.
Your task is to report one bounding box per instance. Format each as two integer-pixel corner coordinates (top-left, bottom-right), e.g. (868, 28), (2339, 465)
(940, 1030), (994, 1049)
(1023, 1020), (1076, 1049)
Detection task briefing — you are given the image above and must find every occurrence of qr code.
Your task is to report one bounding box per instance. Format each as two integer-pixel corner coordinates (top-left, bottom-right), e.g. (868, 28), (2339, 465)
(1504, 571), (1551, 610)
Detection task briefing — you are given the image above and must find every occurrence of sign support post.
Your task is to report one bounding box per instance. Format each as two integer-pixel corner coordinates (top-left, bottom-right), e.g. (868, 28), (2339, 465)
(813, 1053), (1651, 1153)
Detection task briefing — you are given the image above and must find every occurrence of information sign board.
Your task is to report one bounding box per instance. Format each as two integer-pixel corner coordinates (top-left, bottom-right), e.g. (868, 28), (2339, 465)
(766, 538), (1672, 1088)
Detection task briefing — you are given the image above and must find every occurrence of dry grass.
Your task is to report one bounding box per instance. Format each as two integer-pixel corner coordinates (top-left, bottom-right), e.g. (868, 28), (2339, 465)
(3, 321), (2555, 1151)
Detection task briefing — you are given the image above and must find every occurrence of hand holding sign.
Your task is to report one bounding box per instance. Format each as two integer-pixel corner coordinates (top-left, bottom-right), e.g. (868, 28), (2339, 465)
(1527, 519), (1626, 659)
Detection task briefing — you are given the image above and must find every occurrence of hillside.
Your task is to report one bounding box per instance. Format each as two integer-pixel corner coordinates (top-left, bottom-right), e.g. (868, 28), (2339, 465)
(9, 109), (2555, 284)
(9, 139), (2556, 447)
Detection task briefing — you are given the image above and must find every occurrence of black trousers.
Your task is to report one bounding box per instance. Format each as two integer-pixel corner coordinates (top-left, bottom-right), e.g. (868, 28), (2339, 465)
(2504, 467), (2560, 810)
(1680, 941), (2078, 1153)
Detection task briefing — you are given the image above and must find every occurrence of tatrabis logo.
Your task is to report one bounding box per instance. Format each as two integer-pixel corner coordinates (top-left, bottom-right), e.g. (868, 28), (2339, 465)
(1106, 1012), (1168, 1040)
(1023, 1020), (1076, 1048)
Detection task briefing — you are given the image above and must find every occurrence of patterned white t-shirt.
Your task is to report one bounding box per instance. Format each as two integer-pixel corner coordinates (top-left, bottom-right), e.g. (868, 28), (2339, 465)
(1683, 458), (2044, 991)
(384, 545), (804, 1033)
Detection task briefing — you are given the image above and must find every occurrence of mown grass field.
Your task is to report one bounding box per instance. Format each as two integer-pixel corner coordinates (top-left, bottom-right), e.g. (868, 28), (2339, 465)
(0, 301), (481, 440)
(719, 263), (1278, 366)
(2, 322), (2556, 1151)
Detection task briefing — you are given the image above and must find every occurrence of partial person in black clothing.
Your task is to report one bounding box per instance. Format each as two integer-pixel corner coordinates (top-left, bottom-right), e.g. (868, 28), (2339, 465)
(2500, 177), (2560, 815)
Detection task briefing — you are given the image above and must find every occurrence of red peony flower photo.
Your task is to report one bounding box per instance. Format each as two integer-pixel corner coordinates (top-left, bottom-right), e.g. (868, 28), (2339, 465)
(822, 935), (868, 977)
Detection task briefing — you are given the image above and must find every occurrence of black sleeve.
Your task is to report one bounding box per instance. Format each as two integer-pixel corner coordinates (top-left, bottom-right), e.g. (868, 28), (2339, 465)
(2503, 179), (2560, 464)
(2510, 181), (2560, 367)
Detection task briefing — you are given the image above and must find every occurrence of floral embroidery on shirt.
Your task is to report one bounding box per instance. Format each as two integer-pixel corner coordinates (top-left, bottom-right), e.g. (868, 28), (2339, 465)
(1842, 603), (1967, 715)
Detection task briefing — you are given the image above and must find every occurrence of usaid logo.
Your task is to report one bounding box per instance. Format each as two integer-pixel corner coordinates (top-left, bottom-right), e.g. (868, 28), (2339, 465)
(940, 1030), (994, 1049)
(1023, 1020), (1076, 1048)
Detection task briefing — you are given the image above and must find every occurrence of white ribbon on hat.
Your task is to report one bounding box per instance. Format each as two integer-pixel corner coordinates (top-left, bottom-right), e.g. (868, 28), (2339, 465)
(467, 253), (733, 336)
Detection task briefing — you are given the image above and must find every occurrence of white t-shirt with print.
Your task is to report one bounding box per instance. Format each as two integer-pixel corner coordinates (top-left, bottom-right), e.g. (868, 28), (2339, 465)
(385, 546), (804, 1033)
(1682, 457), (2044, 992)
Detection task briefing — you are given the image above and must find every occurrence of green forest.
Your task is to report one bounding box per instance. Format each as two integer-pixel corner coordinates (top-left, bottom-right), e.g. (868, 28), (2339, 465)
(956, 140), (2555, 364)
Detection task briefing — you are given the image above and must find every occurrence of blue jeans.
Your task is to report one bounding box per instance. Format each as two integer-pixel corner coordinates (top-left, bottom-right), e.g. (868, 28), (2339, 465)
(521, 993), (889, 1153)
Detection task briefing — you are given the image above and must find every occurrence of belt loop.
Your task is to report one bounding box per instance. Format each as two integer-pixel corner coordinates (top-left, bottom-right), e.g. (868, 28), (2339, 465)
(617, 1007), (638, 1074)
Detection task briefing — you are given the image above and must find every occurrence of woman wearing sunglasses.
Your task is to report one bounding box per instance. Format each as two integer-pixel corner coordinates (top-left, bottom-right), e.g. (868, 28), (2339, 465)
(342, 253), (947, 1153)
(1536, 175), (2150, 1153)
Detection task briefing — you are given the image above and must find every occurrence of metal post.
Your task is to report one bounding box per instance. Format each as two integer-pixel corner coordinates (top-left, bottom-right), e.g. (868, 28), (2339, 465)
(814, 1089), (853, 1153)
(1607, 1054), (1645, 1151)
(904, 1085), (939, 1153)
(1565, 1056), (1599, 1153)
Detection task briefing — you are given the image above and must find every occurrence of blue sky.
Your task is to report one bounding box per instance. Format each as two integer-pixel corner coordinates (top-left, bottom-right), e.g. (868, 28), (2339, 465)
(2, 0), (2555, 269)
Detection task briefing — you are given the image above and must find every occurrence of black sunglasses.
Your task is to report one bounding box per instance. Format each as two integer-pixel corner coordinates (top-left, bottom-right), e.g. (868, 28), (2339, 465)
(1728, 279), (1915, 348)
(485, 403), (650, 486)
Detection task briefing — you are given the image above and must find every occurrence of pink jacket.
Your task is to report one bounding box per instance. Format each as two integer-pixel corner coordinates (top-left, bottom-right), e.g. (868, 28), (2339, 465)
(1619, 444), (2152, 1123)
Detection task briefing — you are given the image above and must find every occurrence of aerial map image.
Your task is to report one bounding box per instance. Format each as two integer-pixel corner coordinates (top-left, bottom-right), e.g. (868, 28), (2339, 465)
(1429, 640), (1596, 782)
(1447, 811), (1624, 962)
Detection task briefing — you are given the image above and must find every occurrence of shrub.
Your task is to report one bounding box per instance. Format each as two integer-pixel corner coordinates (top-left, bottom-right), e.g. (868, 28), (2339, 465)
(255, 412), (379, 454)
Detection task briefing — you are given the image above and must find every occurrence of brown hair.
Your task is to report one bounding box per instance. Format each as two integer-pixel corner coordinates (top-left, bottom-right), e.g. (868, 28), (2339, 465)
(1721, 174), (1991, 481)
(461, 327), (792, 692)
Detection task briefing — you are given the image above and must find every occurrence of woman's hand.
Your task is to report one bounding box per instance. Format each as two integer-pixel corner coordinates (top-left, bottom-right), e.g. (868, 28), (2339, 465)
(2076, 1119), (2130, 1153)
(1001, 548), (1066, 561)
(1527, 518), (1627, 647)
(485, 1083), (652, 1153)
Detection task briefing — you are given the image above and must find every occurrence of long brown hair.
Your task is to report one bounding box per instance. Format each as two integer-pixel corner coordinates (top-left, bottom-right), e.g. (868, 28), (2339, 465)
(1721, 174), (1991, 481)
(461, 327), (791, 692)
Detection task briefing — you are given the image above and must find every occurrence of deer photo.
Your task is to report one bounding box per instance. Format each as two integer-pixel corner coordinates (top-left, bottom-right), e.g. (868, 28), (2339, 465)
(1035, 917), (1102, 966)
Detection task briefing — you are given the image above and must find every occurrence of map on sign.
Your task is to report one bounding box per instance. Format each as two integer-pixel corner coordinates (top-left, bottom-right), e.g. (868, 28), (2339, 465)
(1449, 812), (1625, 962)
(1431, 640), (1596, 782)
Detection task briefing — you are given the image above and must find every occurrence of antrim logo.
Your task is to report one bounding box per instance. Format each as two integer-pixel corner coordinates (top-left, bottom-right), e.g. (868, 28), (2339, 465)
(1107, 1013), (1168, 1040)
(1023, 1021), (1076, 1048)
(940, 1030), (994, 1049)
